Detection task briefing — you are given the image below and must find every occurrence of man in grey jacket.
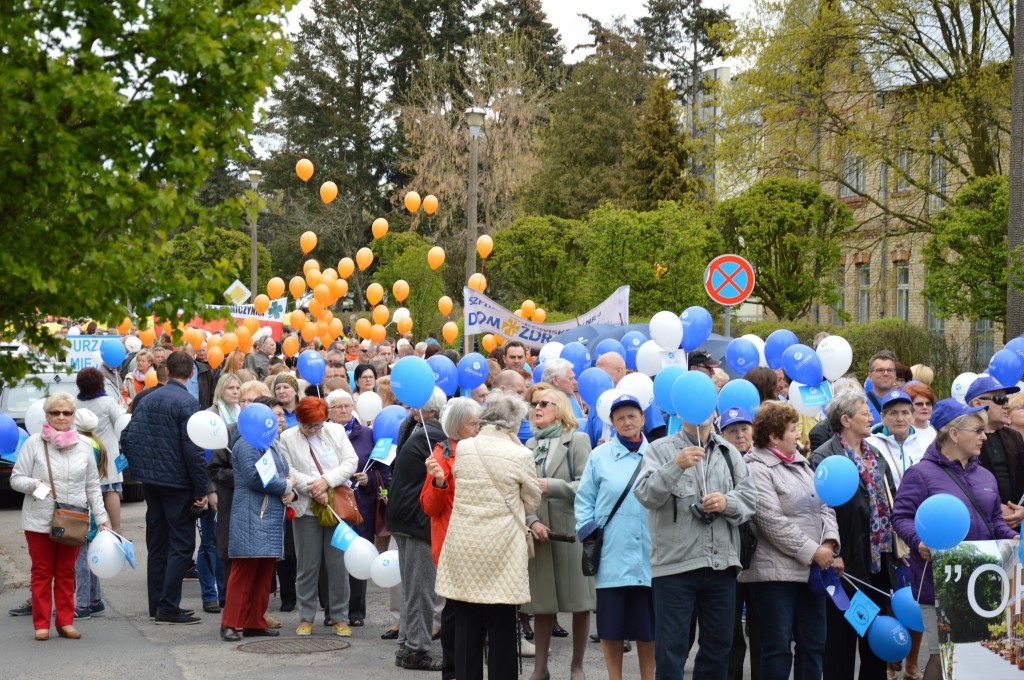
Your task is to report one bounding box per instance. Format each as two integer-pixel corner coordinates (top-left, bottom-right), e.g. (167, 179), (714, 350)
(634, 417), (758, 680)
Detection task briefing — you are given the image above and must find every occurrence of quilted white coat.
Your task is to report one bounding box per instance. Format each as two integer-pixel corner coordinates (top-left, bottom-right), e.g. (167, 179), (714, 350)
(435, 426), (541, 605)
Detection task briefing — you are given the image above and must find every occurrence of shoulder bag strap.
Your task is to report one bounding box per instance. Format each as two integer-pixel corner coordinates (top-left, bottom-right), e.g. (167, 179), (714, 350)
(43, 441), (58, 501)
(936, 462), (994, 537)
(604, 456), (644, 529)
(308, 443), (325, 475)
(866, 391), (884, 416)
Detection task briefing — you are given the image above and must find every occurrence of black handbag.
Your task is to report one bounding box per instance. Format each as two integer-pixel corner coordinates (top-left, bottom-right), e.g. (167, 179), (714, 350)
(721, 447), (757, 569)
(581, 458), (644, 577)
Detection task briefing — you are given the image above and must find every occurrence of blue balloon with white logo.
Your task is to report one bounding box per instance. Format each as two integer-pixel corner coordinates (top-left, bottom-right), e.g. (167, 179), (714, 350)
(987, 349), (1023, 391)
(867, 616), (912, 663)
(725, 338), (760, 375)
(297, 349), (326, 385)
(578, 367), (614, 408)
(390, 356), (436, 409)
(764, 329), (799, 370)
(717, 379), (761, 417)
(782, 344), (823, 386)
(813, 455), (859, 506)
(457, 353), (489, 390)
(373, 405), (409, 441)
(594, 339), (626, 361)
(914, 493), (970, 550)
(100, 339), (126, 368)
(653, 365), (686, 414)
(560, 342), (591, 378)
(533, 364), (545, 384)
(1005, 336), (1024, 366)
(679, 307), (712, 351)
(890, 587), (925, 632)
(427, 355), (458, 397)
(0, 414), (18, 455)
(671, 372), (718, 424)
(621, 331), (648, 370)
(238, 403), (278, 449)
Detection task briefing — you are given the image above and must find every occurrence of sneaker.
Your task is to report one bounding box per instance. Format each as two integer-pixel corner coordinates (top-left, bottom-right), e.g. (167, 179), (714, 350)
(183, 566), (199, 580)
(9, 600), (33, 617)
(395, 645), (411, 667)
(296, 621), (314, 636)
(74, 607), (92, 620)
(402, 650), (444, 671)
(520, 638), (536, 657)
(332, 623), (352, 637)
(89, 602), (106, 617)
(154, 613), (201, 625)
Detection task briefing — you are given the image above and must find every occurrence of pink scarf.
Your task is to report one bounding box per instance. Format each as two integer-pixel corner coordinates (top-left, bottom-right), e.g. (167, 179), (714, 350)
(41, 423), (80, 451)
(767, 446), (795, 464)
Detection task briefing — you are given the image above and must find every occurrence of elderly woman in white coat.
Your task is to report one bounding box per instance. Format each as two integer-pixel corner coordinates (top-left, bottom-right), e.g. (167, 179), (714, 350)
(11, 391), (109, 641)
(276, 396), (358, 638)
(435, 391), (541, 680)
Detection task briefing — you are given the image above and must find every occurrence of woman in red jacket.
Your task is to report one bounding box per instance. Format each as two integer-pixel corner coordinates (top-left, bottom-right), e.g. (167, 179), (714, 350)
(421, 397), (483, 680)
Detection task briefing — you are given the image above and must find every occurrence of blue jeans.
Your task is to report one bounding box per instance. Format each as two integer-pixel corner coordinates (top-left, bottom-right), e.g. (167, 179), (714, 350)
(196, 512), (224, 605)
(750, 581), (826, 680)
(74, 541), (102, 609)
(652, 568), (736, 680)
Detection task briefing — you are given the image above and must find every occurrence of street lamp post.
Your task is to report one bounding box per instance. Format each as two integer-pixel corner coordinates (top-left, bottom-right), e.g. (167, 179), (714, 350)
(248, 170), (263, 297)
(464, 108), (485, 354)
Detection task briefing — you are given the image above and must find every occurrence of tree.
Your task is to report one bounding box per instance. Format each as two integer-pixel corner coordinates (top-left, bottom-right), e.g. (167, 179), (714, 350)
(475, 0), (566, 86)
(933, 543), (1002, 642)
(0, 0), (293, 381)
(370, 232), (448, 336)
(1009, 0), (1024, 337)
(924, 176), (1012, 324)
(713, 178), (851, 320)
(159, 227), (273, 295)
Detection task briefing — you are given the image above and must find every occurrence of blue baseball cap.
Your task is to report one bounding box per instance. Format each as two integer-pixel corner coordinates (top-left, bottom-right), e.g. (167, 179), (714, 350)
(930, 398), (987, 431)
(880, 390), (913, 411)
(719, 407), (752, 429)
(964, 374), (1020, 404)
(609, 393), (643, 417)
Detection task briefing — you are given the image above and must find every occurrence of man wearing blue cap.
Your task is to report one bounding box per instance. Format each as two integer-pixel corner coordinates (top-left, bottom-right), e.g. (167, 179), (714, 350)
(966, 374), (1024, 528)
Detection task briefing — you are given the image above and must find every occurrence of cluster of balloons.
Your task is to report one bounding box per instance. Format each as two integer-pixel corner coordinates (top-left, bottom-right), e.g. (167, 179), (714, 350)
(945, 338), (1024, 405)
(87, 530), (134, 579)
(513, 299), (546, 324)
(636, 307), (714, 376)
(339, 531), (400, 588)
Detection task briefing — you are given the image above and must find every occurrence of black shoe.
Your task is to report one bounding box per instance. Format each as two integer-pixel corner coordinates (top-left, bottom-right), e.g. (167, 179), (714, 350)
(221, 626), (241, 642)
(324, 617), (334, 627)
(155, 613), (201, 625)
(279, 603), (295, 613)
(523, 630), (535, 641)
(89, 602), (106, 617)
(183, 566), (199, 580)
(552, 625), (569, 638)
(589, 634), (600, 643)
(402, 650), (444, 671)
(396, 645), (411, 667)
(381, 628), (400, 640)
(242, 628), (280, 637)
(624, 640), (632, 653)
(9, 600), (33, 617)
(203, 602), (221, 614)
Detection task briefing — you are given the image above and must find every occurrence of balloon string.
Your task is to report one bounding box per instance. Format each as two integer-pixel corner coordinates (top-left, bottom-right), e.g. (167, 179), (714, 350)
(418, 409), (433, 454)
(841, 572), (891, 598)
(916, 559), (930, 602)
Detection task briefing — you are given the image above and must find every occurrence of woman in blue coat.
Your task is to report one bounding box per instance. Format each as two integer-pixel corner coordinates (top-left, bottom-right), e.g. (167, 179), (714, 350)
(220, 396), (296, 642)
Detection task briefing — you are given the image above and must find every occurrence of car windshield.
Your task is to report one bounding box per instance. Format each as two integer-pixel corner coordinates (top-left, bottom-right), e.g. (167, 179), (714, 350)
(3, 378), (79, 417)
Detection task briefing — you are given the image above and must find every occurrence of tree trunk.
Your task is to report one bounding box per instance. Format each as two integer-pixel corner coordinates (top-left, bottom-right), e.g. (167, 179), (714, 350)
(1009, 0), (1024, 339)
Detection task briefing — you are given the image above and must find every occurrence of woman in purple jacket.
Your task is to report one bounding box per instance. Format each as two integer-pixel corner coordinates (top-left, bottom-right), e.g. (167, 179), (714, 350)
(892, 399), (1019, 680)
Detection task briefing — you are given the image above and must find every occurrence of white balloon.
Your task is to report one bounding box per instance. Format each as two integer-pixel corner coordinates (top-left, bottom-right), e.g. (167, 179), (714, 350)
(124, 336), (142, 353)
(618, 373), (655, 410)
(88, 530), (126, 579)
(114, 413), (132, 439)
(393, 307), (411, 323)
(649, 311), (684, 351)
(788, 381), (824, 418)
(635, 341), (665, 376)
(950, 372), (978, 405)
(356, 391), (383, 424)
(370, 550), (402, 588)
(91, 350), (103, 368)
(24, 399), (46, 435)
(538, 342), (564, 366)
(740, 334), (766, 367)
(344, 537), (379, 580)
(596, 388), (627, 424)
(67, 326), (81, 336)
(816, 336), (853, 382)
(186, 411), (228, 450)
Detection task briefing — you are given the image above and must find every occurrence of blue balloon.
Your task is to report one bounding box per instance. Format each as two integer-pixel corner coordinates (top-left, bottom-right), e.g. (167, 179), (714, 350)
(782, 344), (823, 386)
(578, 367), (614, 408)
(100, 339), (126, 368)
(866, 616), (912, 663)
(427, 355), (458, 397)
(725, 338), (760, 374)
(533, 364), (545, 384)
(457, 353), (489, 390)
(654, 365), (686, 414)
(238, 403), (278, 449)
(671, 372), (718, 424)
(718, 379), (761, 416)
(680, 307), (713, 351)
(621, 331), (647, 371)
(987, 349), (1023, 391)
(391, 356), (437, 409)
(594, 339), (626, 361)
(297, 349), (326, 385)
(373, 405), (409, 441)
(764, 329), (799, 370)
(0, 414), (18, 455)
(890, 587), (925, 632)
(1005, 336), (1024, 367)
(813, 456), (859, 506)
(560, 342), (591, 379)
(914, 493), (970, 550)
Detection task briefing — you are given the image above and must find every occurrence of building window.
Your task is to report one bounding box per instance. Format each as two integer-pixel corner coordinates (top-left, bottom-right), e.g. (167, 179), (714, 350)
(895, 262), (909, 321)
(925, 299), (944, 337)
(897, 149), (911, 191)
(840, 148), (865, 198)
(974, 318), (995, 368)
(857, 263), (871, 323)
(928, 130), (945, 213)
(833, 265), (845, 327)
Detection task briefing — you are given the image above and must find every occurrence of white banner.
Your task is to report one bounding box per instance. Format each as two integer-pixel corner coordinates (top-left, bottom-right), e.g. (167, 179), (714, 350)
(463, 286), (630, 349)
(205, 299), (288, 323)
(66, 335), (123, 371)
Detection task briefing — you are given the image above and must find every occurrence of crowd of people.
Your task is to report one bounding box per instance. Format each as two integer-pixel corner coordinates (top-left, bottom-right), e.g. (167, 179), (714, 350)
(7, 320), (1024, 680)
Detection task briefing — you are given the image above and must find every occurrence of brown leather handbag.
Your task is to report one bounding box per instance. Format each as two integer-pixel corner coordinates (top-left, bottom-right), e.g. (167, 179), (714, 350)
(308, 444), (363, 527)
(44, 443), (90, 547)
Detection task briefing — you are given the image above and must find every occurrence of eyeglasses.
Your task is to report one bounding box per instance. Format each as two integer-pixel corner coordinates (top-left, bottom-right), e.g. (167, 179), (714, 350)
(872, 368), (896, 374)
(913, 401), (933, 408)
(979, 395), (1010, 406)
(301, 422), (325, 430)
(359, 374), (375, 380)
(47, 410), (74, 417)
(955, 427), (986, 435)
(328, 404), (351, 411)
(530, 400), (554, 409)
(327, 362), (345, 368)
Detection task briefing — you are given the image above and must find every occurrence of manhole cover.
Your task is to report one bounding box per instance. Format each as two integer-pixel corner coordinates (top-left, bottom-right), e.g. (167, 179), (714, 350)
(238, 638), (351, 655)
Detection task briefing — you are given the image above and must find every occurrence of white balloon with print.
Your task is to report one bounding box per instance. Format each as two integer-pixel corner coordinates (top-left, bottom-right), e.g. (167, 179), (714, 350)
(816, 336), (853, 381)
(24, 399), (46, 435)
(371, 550), (402, 588)
(649, 311), (684, 351)
(618, 373), (655, 410)
(950, 372), (977, 405)
(186, 411), (228, 450)
(88, 530), (126, 578)
(787, 382), (823, 418)
(344, 536), (380, 580)
(356, 391), (383, 425)
(635, 341), (665, 376)
(538, 342), (564, 366)
(596, 388), (627, 425)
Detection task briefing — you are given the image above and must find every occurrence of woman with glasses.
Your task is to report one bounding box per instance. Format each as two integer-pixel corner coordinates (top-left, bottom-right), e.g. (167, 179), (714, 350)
(278, 397), (359, 637)
(354, 363), (377, 395)
(966, 375), (1024, 530)
(273, 374), (301, 428)
(903, 383), (936, 449)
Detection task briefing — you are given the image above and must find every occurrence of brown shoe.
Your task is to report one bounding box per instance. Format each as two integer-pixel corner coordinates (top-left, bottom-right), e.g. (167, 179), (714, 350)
(34, 629), (49, 641)
(263, 613), (281, 629)
(57, 626), (81, 639)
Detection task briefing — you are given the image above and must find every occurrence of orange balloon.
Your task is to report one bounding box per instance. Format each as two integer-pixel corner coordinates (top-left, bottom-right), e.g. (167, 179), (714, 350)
(267, 277), (285, 300)
(468, 273), (487, 293)
(338, 257), (355, 279)
(404, 191), (421, 214)
(289, 310), (307, 330)
(289, 276), (306, 300)
(207, 334), (222, 350)
(397, 317), (413, 334)
(317, 319), (329, 336)
(235, 326), (253, 353)
(356, 248), (374, 271)
(532, 308), (547, 323)
(187, 328), (203, 350)
(319, 309), (334, 325)
(116, 317), (132, 335)
(254, 294), (270, 315)
(243, 317), (260, 335)
(514, 309), (524, 318)
(301, 324), (319, 343)
(495, 335), (506, 345)
(331, 279), (348, 299)
(296, 158), (314, 182)
(303, 259), (320, 276)
(283, 336), (300, 358)
(372, 218), (389, 240)
(442, 322), (459, 344)
(438, 296), (453, 316)
(423, 195), (439, 215)
(372, 305), (390, 325)
(308, 299), (325, 319)
(320, 334), (334, 348)
(320, 268), (338, 284)
(477, 234), (494, 259)
(329, 318), (344, 338)
(207, 346), (224, 370)
(370, 324), (387, 343)
(221, 332), (238, 354)
(521, 300), (536, 318)
(314, 284), (332, 306)
(355, 318), (372, 340)
(393, 280), (409, 303)
(320, 181), (338, 205)
(366, 282), (384, 306)
(427, 246), (445, 270)
(139, 327), (156, 347)
(481, 334), (497, 352)
(305, 269), (322, 288)
(300, 230), (318, 254)
(144, 369), (159, 388)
